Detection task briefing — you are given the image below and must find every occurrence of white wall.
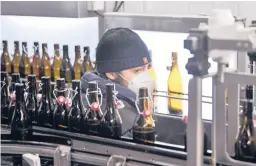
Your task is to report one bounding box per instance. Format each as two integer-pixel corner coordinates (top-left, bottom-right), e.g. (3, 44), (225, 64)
(105, 1), (256, 25)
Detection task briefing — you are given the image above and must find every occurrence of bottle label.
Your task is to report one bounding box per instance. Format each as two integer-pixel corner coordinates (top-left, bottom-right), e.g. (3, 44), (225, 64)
(57, 96), (66, 105)
(65, 98), (72, 109)
(37, 94), (42, 103)
(143, 109), (151, 118)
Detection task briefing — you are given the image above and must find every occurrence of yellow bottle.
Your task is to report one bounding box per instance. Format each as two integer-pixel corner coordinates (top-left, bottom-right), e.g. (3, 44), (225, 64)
(73, 46), (83, 80)
(1, 40), (12, 74)
(53, 44), (61, 81)
(41, 43), (51, 77)
(133, 87), (155, 143)
(32, 42), (41, 79)
(12, 41), (21, 73)
(20, 42), (31, 78)
(83, 47), (94, 72)
(168, 52), (183, 115)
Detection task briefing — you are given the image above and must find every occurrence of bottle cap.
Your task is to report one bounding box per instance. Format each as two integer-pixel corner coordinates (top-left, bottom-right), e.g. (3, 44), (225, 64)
(56, 78), (65, 90)
(22, 42), (27, 47)
(11, 73), (20, 83)
(84, 46), (90, 54)
(42, 43), (47, 49)
(14, 41), (19, 45)
(41, 76), (51, 85)
(3, 40), (7, 45)
(63, 45), (68, 51)
(72, 80), (81, 90)
(75, 46), (80, 52)
(106, 83), (114, 93)
(139, 87), (149, 98)
(15, 83), (24, 94)
(34, 42), (39, 46)
(54, 44), (59, 49)
(27, 74), (36, 83)
(88, 81), (98, 91)
(1, 71), (8, 80)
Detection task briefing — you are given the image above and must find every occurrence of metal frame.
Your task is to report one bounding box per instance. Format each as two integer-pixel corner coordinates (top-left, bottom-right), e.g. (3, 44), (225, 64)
(184, 25), (256, 166)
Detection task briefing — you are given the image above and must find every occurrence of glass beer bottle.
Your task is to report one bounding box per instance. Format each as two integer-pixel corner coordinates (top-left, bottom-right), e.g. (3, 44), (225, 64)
(41, 43), (51, 77)
(10, 83), (32, 140)
(133, 87), (156, 143)
(37, 76), (54, 127)
(73, 46), (83, 80)
(101, 83), (122, 139)
(25, 74), (38, 125)
(168, 52), (183, 116)
(83, 47), (94, 72)
(19, 42), (31, 78)
(60, 45), (73, 83)
(1, 71), (10, 126)
(9, 73), (21, 122)
(1, 40), (12, 73)
(53, 78), (69, 130)
(12, 41), (21, 73)
(68, 80), (85, 132)
(32, 42), (41, 79)
(52, 44), (62, 81)
(85, 81), (103, 135)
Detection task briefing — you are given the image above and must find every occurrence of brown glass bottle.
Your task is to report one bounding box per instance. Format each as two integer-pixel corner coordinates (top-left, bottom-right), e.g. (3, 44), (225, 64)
(41, 43), (51, 78)
(53, 78), (69, 130)
(12, 41), (21, 73)
(101, 83), (122, 139)
(73, 46), (83, 80)
(68, 80), (85, 132)
(32, 42), (40, 79)
(25, 74), (38, 125)
(83, 47), (94, 72)
(1, 40), (12, 73)
(85, 81), (103, 136)
(52, 44), (61, 82)
(1, 71), (10, 126)
(60, 45), (73, 83)
(19, 42), (31, 78)
(37, 76), (54, 127)
(10, 83), (32, 140)
(133, 87), (156, 143)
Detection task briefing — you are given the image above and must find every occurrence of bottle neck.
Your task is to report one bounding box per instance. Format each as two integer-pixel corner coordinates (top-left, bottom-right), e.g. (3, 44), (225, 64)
(16, 90), (25, 103)
(89, 93), (98, 103)
(63, 51), (69, 60)
(15, 47), (20, 54)
(28, 82), (37, 94)
(73, 90), (82, 105)
(75, 52), (81, 61)
(3, 44), (8, 52)
(42, 84), (51, 99)
(55, 50), (60, 57)
(106, 93), (115, 108)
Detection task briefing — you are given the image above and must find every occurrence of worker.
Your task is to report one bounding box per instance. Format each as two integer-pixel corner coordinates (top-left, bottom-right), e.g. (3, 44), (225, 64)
(81, 27), (154, 137)
(81, 28), (183, 144)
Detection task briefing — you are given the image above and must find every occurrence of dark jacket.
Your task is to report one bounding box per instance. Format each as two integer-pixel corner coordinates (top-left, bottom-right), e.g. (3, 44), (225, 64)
(81, 72), (186, 145)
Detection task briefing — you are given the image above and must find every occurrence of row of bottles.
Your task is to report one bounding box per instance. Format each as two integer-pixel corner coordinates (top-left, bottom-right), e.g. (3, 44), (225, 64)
(1, 71), (156, 143)
(1, 41), (94, 83)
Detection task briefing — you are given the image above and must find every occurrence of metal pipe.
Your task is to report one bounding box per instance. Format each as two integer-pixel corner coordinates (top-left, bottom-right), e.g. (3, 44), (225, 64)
(155, 90), (213, 99)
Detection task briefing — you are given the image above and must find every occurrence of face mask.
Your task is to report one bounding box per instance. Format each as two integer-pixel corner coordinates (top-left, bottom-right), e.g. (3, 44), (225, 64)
(118, 71), (155, 95)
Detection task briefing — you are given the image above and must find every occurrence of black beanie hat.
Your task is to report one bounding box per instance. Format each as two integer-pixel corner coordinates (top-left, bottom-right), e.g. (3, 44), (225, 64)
(96, 28), (151, 73)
